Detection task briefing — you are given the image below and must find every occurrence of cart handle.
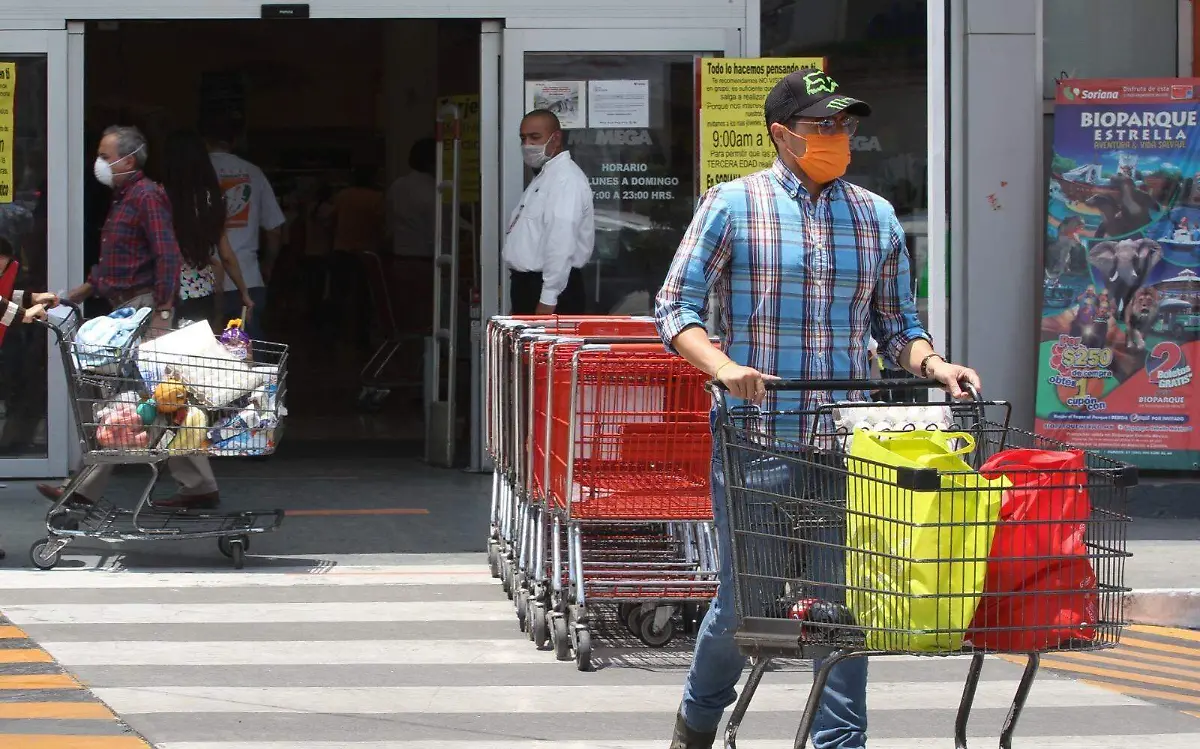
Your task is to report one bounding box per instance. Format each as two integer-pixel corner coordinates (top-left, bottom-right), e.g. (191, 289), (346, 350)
(33, 299), (85, 344)
(711, 377), (981, 401)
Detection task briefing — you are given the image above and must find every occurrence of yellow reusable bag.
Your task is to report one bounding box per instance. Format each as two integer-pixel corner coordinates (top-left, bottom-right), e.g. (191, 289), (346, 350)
(845, 429), (1006, 653)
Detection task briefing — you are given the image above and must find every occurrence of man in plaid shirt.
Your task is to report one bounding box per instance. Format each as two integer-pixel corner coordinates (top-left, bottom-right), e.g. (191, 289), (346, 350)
(656, 70), (981, 748)
(68, 125), (181, 333)
(43, 126), (219, 511)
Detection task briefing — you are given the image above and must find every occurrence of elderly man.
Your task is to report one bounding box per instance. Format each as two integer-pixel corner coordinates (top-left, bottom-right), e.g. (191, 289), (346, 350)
(656, 69), (981, 748)
(37, 125), (221, 511)
(503, 109), (594, 315)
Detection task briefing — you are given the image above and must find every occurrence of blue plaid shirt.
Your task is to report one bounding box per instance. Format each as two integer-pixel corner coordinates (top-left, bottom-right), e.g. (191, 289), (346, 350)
(655, 159), (929, 436)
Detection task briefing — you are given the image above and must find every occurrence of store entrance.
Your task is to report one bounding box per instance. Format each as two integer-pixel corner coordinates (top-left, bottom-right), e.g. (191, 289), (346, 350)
(81, 19), (481, 462)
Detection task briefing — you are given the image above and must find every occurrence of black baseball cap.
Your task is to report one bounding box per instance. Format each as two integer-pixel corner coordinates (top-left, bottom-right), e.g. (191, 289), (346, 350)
(764, 69), (872, 127)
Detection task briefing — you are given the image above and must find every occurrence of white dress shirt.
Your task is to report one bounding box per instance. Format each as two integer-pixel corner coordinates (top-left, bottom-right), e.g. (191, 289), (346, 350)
(503, 151), (595, 306)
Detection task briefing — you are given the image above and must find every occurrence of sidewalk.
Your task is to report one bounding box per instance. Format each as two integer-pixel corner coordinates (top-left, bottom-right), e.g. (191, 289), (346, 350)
(1125, 478), (1200, 630)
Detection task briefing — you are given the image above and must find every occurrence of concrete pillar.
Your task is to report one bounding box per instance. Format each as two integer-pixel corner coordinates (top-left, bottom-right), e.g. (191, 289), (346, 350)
(953, 0), (1042, 428)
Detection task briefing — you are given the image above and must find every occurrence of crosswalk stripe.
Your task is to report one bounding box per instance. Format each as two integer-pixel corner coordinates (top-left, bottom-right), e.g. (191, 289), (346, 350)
(1044, 651), (1200, 680)
(0, 702), (116, 719)
(1039, 657), (1200, 694)
(1080, 679), (1200, 707)
(0, 674), (80, 689)
(0, 738), (150, 749)
(2, 562), (1196, 747)
(153, 738), (1200, 749)
(88, 680), (1143, 714)
(1129, 625), (1200, 643)
(1117, 635), (1200, 659)
(2, 601), (517, 624)
(0, 648), (54, 663)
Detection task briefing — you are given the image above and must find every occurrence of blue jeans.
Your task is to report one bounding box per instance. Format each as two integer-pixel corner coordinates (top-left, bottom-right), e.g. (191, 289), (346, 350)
(222, 287), (268, 342)
(681, 448), (868, 747)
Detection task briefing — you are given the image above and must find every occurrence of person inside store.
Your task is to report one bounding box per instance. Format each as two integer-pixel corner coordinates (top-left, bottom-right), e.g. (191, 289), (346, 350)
(38, 125), (223, 512)
(330, 164), (386, 352)
(503, 109), (594, 315)
(201, 112), (286, 342)
(386, 138), (437, 336)
(654, 69), (982, 749)
(161, 130), (256, 329)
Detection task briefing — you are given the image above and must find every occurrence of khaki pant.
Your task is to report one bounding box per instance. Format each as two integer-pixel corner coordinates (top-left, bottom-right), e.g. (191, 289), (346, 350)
(75, 292), (219, 499)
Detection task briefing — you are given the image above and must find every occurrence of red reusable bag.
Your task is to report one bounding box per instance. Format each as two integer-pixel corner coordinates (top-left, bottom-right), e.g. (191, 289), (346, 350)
(966, 448), (1098, 651)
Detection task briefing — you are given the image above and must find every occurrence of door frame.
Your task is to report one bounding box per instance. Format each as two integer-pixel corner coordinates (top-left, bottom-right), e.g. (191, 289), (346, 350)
(0, 29), (70, 478)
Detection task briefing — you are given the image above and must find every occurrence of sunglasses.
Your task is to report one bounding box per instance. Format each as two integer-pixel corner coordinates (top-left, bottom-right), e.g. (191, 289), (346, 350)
(789, 116), (860, 136)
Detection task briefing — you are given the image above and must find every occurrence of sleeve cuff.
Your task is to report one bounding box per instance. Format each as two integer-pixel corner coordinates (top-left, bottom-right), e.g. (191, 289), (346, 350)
(11, 290), (24, 308)
(655, 309), (706, 353)
(538, 290), (560, 307)
(880, 329), (932, 369)
(2, 300), (20, 326)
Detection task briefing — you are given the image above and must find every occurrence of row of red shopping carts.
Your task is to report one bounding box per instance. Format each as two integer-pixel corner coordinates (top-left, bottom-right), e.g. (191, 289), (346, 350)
(484, 314), (717, 671)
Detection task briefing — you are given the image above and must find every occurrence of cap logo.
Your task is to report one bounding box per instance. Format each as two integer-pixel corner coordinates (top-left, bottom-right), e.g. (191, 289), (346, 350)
(826, 96), (855, 111)
(802, 71), (839, 96)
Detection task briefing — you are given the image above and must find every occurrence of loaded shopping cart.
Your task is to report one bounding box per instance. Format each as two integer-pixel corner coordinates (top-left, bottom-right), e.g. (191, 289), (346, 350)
(484, 315), (719, 669)
(32, 302), (288, 571)
(712, 378), (1134, 749)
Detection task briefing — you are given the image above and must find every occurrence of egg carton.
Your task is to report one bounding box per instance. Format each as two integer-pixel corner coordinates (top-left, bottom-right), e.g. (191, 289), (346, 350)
(831, 402), (957, 452)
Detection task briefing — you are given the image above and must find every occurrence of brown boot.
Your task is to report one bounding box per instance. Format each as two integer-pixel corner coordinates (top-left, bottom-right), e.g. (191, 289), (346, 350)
(36, 483), (95, 508)
(669, 712), (716, 749)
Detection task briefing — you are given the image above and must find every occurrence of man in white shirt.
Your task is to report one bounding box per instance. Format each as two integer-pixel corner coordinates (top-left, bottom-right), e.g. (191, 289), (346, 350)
(503, 109), (594, 314)
(201, 115), (286, 340)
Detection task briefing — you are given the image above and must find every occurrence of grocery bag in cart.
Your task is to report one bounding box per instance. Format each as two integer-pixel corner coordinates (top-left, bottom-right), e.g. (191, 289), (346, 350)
(845, 429), (1007, 652)
(966, 448), (1098, 652)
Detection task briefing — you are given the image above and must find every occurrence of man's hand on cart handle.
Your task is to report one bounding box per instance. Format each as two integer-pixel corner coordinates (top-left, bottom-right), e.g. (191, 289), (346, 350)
(925, 358), (982, 400)
(714, 361), (778, 405)
(66, 283), (93, 304)
(30, 292), (59, 308)
(23, 304), (48, 323)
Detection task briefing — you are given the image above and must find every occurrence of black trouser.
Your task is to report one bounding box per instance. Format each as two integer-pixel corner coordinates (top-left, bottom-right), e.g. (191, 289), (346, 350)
(509, 267), (585, 315)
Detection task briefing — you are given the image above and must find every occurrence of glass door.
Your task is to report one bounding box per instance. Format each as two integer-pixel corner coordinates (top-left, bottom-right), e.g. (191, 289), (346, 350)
(499, 28), (740, 315)
(0, 30), (69, 478)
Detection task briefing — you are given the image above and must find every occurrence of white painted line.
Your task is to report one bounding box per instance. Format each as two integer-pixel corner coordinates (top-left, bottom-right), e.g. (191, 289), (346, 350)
(0, 567), (495, 589)
(3, 601), (515, 624)
(91, 680), (1141, 715)
(154, 740), (1200, 749)
(36, 639), (958, 667)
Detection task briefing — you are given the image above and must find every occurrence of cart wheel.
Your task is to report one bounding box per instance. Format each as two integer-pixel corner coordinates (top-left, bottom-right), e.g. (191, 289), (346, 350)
(516, 590), (529, 632)
(217, 535), (251, 559)
(532, 604), (549, 648)
(552, 616), (571, 661)
(226, 539), (246, 570)
(640, 612), (676, 648)
(625, 606), (646, 636)
(617, 603), (635, 626)
(30, 539), (60, 571)
(487, 543), (501, 578)
(575, 628), (593, 672)
(501, 562), (512, 597)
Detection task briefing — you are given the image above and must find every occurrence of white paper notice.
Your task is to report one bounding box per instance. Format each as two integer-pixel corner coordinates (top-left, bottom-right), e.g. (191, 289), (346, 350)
(525, 81), (587, 129)
(587, 80), (650, 128)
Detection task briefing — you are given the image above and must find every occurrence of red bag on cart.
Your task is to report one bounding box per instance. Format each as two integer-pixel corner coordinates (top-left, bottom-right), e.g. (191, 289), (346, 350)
(966, 448), (1098, 651)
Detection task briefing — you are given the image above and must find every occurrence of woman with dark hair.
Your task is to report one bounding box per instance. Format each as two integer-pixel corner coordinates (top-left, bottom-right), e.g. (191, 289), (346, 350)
(160, 130), (254, 327)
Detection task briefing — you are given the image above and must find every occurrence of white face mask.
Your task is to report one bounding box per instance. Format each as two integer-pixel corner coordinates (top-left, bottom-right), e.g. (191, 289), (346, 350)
(522, 143), (549, 169)
(93, 146), (143, 187)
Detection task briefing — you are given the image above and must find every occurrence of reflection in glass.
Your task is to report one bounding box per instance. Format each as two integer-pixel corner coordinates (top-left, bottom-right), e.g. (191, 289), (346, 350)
(0, 55), (49, 458)
(524, 53), (701, 315)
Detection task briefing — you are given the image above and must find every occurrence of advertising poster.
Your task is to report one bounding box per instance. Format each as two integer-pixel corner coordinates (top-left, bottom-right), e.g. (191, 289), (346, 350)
(0, 62), (13, 204)
(525, 81), (586, 129)
(1037, 78), (1200, 470)
(438, 94), (480, 203)
(696, 57), (824, 190)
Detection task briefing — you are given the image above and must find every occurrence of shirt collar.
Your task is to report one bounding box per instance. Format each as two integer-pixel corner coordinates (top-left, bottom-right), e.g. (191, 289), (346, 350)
(113, 170), (145, 200)
(769, 158), (844, 202)
(540, 150), (572, 173)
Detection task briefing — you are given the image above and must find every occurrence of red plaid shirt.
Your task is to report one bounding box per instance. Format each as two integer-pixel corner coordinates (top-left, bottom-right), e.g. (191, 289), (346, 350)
(89, 171), (183, 308)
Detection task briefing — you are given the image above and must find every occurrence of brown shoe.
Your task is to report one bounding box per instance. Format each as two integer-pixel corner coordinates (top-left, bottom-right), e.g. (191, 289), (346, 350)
(669, 712), (716, 749)
(36, 483), (95, 508)
(153, 492), (220, 510)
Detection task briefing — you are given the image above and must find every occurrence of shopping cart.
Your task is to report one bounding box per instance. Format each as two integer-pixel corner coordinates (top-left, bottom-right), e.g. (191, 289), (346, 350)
(31, 302), (289, 571)
(539, 341), (717, 669)
(358, 251), (423, 412)
(712, 378), (1134, 749)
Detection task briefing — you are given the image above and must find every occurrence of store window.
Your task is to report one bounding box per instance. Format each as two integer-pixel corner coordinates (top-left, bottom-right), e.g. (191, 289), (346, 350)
(763, 0), (932, 332)
(1043, 0), (1178, 100)
(0, 55), (49, 459)
(523, 53), (702, 314)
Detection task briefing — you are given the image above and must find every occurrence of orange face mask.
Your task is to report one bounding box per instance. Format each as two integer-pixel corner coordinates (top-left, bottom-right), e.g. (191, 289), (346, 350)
(782, 129), (852, 185)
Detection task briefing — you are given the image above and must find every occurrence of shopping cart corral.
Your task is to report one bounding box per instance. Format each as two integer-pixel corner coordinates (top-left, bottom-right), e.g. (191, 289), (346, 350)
(484, 315), (718, 669)
(32, 302), (288, 571)
(712, 378), (1134, 749)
